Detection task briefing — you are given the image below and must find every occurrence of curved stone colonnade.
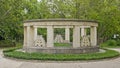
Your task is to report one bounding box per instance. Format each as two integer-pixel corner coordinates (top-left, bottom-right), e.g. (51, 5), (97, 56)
(23, 19), (98, 54)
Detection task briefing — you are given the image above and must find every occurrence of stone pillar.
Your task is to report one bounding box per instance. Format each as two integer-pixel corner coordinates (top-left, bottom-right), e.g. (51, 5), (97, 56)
(65, 27), (70, 42)
(84, 28), (87, 36)
(23, 26), (27, 48)
(90, 26), (97, 46)
(26, 26), (30, 47)
(73, 26), (80, 47)
(47, 26), (54, 47)
(29, 26), (36, 47)
(33, 26), (37, 41)
(81, 27), (85, 37)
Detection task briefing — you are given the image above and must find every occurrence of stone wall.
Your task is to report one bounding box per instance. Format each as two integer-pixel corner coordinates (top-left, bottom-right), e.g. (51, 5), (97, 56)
(26, 46), (99, 54)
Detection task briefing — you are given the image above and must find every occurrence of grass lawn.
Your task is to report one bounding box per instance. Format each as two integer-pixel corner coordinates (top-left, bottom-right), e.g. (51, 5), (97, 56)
(2, 40), (120, 61)
(3, 47), (120, 61)
(54, 43), (71, 47)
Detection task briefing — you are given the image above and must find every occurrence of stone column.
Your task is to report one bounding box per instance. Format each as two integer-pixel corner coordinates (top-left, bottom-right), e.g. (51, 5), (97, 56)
(33, 26), (37, 41)
(84, 28), (87, 36)
(65, 27), (70, 42)
(23, 26), (27, 48)
(90, 26), (97, 46)
(47, 26), (54, 47)
(81, 27), (85, 37)
(26, 26), (30, 47)
(73, 26), (80, 47)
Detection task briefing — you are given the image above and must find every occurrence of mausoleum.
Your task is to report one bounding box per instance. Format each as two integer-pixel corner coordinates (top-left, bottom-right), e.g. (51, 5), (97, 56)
(23, 19), (99, 54)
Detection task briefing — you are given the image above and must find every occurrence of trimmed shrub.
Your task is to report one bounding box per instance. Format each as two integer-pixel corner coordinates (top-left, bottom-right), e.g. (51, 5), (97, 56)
(116, 40), (120, 46)
(106, 40), (117, 46)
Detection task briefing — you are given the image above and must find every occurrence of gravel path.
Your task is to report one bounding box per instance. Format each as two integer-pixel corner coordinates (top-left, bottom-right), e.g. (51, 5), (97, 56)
(0, 48), (120, 68)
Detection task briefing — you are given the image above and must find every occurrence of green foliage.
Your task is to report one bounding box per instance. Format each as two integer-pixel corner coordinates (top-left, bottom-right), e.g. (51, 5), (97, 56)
(0, 40), (15, 47)
(106, 40), (117, 46)
(0, 0), (24, 41)
(37, 28), (47, 41)
(116, 40), (120, 46)
(54, 43), (71, 47)
(3, 48), (119, 61)
(0, 0), (120, 43)
(100, 39), (120, 48)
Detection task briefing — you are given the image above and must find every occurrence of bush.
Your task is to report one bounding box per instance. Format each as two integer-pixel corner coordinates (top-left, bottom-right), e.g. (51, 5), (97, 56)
(116, 40), (120, 46)
(106, 40), (117, 46)
(0, 40), (15, 47)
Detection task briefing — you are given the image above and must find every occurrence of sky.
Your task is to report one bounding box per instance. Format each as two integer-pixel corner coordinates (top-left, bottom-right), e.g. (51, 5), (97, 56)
(37, 0), (41, 2)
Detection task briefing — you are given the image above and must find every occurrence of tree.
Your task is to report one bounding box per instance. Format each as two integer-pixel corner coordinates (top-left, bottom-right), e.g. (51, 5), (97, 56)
(0, 0), (120, 44)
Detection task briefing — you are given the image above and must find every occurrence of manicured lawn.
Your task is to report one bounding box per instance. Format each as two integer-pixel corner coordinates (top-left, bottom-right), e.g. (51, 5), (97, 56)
(3, 48), (119, 61)
(54, 43), (71, 47)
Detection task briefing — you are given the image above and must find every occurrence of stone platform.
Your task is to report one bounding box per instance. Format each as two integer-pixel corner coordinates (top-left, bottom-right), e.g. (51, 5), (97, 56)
(25, 46), (99, 54)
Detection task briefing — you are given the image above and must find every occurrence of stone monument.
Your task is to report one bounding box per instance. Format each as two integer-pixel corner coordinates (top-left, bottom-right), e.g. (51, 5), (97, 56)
(23, 19), (99, 54)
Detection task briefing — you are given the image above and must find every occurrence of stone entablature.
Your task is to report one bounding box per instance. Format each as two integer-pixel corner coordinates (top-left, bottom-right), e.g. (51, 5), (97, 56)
(24, 19), (98, 27)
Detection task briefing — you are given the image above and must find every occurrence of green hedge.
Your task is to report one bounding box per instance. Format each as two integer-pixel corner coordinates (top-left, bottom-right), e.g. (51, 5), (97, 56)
(106, 40), (117, 46)
(3, 48), (120, 61)
(0, 40), (15, 47)
(100, 39), (120, 48)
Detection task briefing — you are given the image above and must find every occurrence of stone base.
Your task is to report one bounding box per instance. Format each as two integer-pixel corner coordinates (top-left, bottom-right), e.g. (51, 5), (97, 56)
(24, 46), (99, 54)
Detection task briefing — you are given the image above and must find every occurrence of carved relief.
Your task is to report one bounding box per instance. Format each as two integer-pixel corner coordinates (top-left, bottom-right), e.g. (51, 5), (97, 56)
(54, 34), (64, 43)
(81, 35), (90, 47)
(34, 35), (46, 47)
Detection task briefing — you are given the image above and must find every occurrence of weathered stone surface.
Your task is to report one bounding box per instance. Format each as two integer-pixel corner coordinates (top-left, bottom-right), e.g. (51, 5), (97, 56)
(26, 46), (99, 54)
(73, 26), (80, 47)
(34, 35), (46, 47)
(47, 26), (54, 47)
(65, 28), (70, 43)
(81, 35), (90, 47)
(24, 19), (98, 27)
(23, 19), (98, 54)
(54, 34), (64, 43)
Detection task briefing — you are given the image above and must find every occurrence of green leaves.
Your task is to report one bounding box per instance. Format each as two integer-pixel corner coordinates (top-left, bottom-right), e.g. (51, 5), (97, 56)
(0, 0), (120, 42)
